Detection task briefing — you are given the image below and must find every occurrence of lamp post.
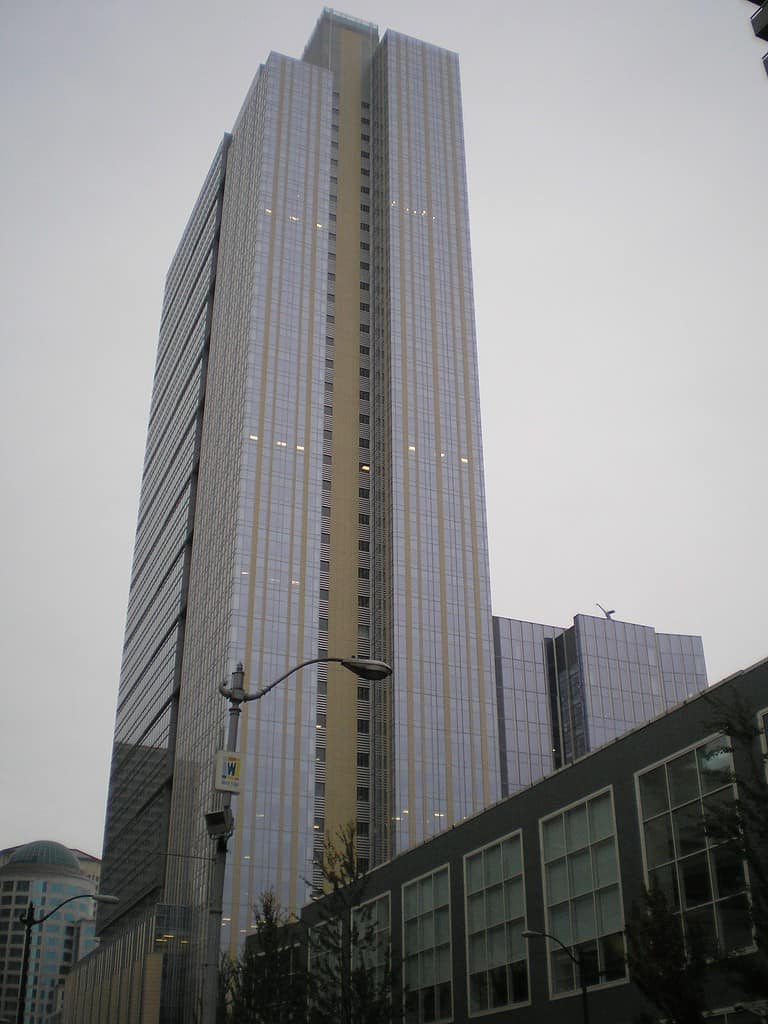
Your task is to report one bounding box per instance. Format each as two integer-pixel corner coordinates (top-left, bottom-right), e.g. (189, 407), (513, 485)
(16, 892), (119, 1024)
(523, 928), (590, 1024)
(202, 655), (392, 1024)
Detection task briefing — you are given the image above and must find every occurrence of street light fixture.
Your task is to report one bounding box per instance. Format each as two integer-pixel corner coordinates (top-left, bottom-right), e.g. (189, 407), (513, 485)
(523, 928), (591, 1024)
(201, 655), (393, 1024)
(16, 892), (119, 1024)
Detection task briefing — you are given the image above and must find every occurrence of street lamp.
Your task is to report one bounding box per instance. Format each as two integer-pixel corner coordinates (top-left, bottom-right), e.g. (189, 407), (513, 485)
(202, 655), (392, 1024)
(16, 892), (119, 1024)
(523, 928), (591, 1024)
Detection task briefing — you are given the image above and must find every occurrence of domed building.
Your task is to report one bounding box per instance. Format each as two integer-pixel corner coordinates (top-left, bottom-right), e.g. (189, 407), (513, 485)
(0, 840), (99, 1024)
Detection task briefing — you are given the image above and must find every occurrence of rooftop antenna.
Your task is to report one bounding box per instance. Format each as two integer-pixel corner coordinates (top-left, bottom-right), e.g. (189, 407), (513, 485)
(596, 603), (615, 620)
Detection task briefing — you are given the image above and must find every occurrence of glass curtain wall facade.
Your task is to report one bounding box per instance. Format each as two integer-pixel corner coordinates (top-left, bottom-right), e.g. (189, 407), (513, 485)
(99, 142), (229, 939)
(372, 29), (499, 860)
(494, 614), (707, 794)
(95, 11), (500, 1014)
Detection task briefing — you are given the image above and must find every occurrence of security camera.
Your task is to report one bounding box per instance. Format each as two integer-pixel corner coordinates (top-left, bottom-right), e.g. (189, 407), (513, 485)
(205, 807), (234, 839)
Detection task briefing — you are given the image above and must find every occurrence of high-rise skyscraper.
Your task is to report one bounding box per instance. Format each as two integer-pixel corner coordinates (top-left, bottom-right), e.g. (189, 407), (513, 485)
(87, 10), (499, 1017)
(65, 12), (714, 1021)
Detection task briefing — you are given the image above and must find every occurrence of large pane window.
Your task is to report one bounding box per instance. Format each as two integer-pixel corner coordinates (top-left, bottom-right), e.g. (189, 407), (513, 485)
(465, 831), (529, 1014)
(541, 789), (626, 993)
(403, 867), (451, 1024)
(637, 736), (751, 955)
(352, 893), (390, 992)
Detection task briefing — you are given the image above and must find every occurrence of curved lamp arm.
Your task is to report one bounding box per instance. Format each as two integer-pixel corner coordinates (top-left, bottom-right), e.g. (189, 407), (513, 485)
(522, 928), (578, 966)
(22, 892), (119, 928)
(219, 656), (392, 704)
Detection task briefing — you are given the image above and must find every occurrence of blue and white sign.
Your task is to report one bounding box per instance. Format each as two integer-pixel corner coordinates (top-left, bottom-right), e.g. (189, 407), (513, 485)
(214, 751), (242, 794)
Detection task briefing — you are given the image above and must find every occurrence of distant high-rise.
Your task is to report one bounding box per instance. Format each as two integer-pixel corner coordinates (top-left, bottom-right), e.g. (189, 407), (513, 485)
(0, 842), (98, 1024)
(493, 613), (707, 793)
(94, 7), (498, 1002)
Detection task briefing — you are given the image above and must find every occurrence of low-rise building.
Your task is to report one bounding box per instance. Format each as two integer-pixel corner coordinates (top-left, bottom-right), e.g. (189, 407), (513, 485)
(297, 655), (767, 1023)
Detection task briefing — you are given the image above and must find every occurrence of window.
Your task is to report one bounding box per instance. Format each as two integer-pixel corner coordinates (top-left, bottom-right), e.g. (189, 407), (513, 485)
(359, 513), (369, 524)
(465, 832), (529, 1013)
(360, 261), (370, 270)
(357, 719), (370, 734)
(360, 324), (370, 333)
(358, 568), (370, 579)
(361, 281), (370, 291)
(357, 686), (369, 700)
(637, 736), (751, 955)
(361, 117), (370, 125)
(361, 203), (370, 212)
(360, 391), (370, 401)
(360, 413), (369, 423)
(316, 747), (326, 763)
(541, 789), (626, 994)
(360, 302), (370, 312)
(359, 437), (369, 447)
(359, 541), (369, 552)
(357, 752), (369, 768)
(316, 712), (327, 728)
(361, 134), (370, 143)
(361, 186), (370, 194)
(403, 867), (452, 1023)
(360, 221), (369, 231)
(358, 488), (369, 499)
(360, 242), (370, 251)
(352, 893), (390, 991)
(357, 821), (370, 837)
(358, 596), (370, 607)
(759, 708), (768, 781)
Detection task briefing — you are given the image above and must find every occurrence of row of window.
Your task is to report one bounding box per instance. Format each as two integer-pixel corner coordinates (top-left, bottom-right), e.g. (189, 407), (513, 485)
(325, 733), (753, 1023)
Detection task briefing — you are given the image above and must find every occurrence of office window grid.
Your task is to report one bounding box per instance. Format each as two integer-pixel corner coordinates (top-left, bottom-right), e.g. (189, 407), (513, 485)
(637, 736), (752, 955)
(464, 832), (529, 1014)
(352, 892), (390, 991)
(403, 866), (452, 1024)
(541, 789), (626, 994)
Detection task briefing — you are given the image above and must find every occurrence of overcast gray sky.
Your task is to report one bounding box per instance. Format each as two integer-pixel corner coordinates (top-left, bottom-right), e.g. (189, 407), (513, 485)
(1, 0), (765, 856)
